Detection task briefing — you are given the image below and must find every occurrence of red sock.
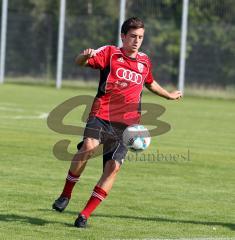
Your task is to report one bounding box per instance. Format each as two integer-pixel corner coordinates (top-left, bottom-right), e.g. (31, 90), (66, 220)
(60, 170), (80, 199)
(81, 185), (107, 219)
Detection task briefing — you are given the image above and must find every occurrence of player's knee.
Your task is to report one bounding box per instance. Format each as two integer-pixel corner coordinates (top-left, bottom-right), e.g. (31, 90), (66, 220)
(106, 160), (121, 175)
(80, 138), (98, 156)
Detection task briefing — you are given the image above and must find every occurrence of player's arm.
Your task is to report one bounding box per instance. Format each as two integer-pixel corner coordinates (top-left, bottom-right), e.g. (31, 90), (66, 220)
(145, 80), (182, 100)
(75, 48), (96, 66)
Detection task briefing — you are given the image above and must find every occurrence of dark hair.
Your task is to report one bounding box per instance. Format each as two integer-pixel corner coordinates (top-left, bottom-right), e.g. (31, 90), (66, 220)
(121, 17), (144, 35)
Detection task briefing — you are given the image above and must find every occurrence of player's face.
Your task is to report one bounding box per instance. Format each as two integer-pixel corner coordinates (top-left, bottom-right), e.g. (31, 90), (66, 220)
(121, 28), (144, 54)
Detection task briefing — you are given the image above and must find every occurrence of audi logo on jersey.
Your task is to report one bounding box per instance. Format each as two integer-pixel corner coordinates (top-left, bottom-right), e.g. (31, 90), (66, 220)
(116, 68), (143, 85)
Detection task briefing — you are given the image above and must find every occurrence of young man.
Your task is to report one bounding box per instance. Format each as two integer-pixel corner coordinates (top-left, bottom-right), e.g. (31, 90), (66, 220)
(52, 17), (182, 228)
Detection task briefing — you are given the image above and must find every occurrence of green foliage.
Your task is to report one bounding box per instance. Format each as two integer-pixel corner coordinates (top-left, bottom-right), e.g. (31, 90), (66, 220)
(4, 0), (235, 86)
(186, 0), (235, 86)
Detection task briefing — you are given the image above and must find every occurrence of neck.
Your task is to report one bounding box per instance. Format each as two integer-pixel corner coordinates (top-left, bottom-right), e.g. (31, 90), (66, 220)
(122, 48), (138, 58)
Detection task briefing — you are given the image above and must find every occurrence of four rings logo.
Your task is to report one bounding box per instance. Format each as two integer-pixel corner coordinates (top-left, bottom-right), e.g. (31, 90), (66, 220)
(116, 68), (143, 85)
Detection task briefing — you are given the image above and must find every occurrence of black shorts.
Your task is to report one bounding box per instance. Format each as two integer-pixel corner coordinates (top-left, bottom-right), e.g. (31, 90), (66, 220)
(77, 116), (128, 165)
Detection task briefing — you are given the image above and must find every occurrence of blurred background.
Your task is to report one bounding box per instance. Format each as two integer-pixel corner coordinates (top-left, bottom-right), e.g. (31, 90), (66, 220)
(1, 0), (235, 95)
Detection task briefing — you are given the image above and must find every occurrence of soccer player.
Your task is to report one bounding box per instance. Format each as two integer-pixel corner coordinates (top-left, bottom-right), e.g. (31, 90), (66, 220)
(52, 17), (182, 228)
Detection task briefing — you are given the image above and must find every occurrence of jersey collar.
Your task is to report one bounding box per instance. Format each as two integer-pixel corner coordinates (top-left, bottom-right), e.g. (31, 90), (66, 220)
(120, 47), (137, 61)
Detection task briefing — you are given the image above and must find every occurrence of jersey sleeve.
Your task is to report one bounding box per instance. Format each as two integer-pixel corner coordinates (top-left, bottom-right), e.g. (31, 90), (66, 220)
(87, 45), (110, 69)
(145, 59), (154, 84)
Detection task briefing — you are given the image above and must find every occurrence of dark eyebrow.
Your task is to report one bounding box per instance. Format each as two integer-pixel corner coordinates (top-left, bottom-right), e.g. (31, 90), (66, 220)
(130, 33), (143, 37)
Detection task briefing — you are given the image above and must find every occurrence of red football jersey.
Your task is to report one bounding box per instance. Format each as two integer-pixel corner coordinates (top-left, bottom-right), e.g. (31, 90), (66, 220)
(87, 45), (154, 125)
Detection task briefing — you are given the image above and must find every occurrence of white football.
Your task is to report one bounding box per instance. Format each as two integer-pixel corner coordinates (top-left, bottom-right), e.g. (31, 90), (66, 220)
(123, 124), (151, 151)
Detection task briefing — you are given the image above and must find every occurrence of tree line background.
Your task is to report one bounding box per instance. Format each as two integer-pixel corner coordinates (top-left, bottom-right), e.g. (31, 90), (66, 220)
(2, 0), (235, 87)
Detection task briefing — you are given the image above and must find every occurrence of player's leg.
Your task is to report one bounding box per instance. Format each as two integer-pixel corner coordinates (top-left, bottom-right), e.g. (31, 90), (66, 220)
(74, 159), (121, 228)
(52, 117), (103, 212)
(52, 138), (99, 212)
(69, 138), (99, 175)
(74, 140), (127, 228)
(97, 159), (121, 192)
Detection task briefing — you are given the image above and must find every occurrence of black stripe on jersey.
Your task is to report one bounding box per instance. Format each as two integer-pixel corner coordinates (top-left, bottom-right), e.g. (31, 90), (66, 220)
(96, 66), (110, 98)
(138, 91), (143, 114)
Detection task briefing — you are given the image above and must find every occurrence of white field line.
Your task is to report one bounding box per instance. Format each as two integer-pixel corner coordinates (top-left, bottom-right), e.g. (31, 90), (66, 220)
(0, 106), (25, 112)
(0, 112), (48, 119)
(0, 102), (21, 106)
(0, 104), (48, 119)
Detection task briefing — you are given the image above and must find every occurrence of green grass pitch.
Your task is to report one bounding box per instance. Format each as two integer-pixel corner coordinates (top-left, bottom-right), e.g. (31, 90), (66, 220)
(0, 83), (234, 240)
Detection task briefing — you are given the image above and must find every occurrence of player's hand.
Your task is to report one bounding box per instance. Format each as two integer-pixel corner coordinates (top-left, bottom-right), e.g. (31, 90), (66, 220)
(83, 48), (96, 59)
(168, 90), (183, 100)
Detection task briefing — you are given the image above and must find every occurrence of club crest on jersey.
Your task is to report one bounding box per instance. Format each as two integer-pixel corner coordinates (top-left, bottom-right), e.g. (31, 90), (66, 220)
(137, 62), (144, 73)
